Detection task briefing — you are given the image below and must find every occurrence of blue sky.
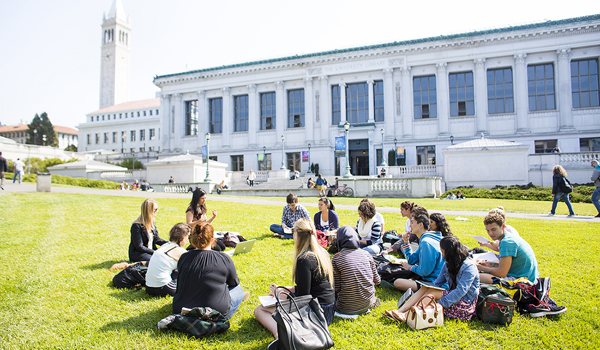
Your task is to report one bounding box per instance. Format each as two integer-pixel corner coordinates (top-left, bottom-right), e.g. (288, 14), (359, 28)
(0, 0), (598, 128)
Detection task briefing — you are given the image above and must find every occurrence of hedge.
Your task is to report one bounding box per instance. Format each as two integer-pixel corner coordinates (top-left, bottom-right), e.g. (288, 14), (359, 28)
(443, 182), (595, 203)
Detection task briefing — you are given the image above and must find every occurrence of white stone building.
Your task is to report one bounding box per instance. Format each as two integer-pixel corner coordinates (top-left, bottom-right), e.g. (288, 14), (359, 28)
(152, 14), (600, 178)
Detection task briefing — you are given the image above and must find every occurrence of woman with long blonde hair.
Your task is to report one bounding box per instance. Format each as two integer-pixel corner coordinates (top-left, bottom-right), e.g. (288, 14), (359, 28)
(254, 218), (335, 349)
(549, 165), (575, 216)
(128, 199), (168, 262)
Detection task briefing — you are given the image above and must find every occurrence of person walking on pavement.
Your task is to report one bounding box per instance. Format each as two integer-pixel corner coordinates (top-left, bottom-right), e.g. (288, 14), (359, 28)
(13, 158), (25, 184)
(0, 152), (8, 190)
(591, 160), (600, 218)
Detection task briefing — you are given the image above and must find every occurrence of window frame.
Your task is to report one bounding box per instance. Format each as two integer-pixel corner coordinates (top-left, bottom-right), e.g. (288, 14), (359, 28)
(449, 71), (475, 117)
(260, 92), (276, 130)
(332, 85), (341, 125)
(413, 75), (437, 119)
(287, 89), (305, 128)
(185, 100), (199, 136)
(209, 98), (223, 134)
(346, 82), (369, 124)
(234, 95), (249, 132)
(527, 63), (556, 111)
(373, 80), (385, 122)
(571, 58), (600, 109)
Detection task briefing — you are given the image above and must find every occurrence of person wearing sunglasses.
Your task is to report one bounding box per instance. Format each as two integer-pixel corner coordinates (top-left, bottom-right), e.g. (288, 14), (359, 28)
(128, 199), (168, 262)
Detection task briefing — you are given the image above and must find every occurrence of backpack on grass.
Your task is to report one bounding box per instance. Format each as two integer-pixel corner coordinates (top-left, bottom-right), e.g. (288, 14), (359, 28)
(476, 283), (516, 325)
(158, 307), (230, 339)
(112, 262), (147, 289)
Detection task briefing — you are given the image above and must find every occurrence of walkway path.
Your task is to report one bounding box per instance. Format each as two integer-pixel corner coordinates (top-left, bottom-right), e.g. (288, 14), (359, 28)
(1, 182), (598, 222)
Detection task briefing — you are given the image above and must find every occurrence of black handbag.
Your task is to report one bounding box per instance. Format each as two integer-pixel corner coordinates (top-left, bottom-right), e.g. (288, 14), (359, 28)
(271, 287), (334, 350)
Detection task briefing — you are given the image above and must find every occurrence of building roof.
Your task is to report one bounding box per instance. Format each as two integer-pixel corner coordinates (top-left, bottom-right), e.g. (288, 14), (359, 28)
(48, 159), (128, 172)
(445, 135), (528, 151)
(106, 0), (127, 21)
(87, 98), (160, 115)
(0, 124), (77, 135)
(154, 14), (600, 82)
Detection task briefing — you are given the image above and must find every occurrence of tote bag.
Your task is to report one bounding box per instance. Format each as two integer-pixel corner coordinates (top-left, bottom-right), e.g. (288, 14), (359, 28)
(406, 294), (444, 330)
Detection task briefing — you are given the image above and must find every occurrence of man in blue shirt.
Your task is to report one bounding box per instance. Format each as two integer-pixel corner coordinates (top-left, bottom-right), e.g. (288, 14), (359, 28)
(270, 193), (310, 239)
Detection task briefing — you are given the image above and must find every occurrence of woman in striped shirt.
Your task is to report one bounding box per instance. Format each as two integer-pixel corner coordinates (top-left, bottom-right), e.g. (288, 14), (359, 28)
(332, 226), (381, 315)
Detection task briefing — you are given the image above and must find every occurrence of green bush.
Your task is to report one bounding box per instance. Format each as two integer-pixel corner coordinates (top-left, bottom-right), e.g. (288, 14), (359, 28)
(4, 173), (120, 189)
(443, 183), (594, 203)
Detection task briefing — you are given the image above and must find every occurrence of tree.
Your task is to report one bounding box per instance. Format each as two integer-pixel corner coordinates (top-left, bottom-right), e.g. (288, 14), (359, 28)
(26, 112), (58, 147)
(116, 158), (145, 170)
(64, 144), (78, 152)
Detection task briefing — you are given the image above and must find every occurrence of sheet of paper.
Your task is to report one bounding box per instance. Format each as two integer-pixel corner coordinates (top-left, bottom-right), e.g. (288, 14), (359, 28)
(334, 312), (359, 319)
(283, 227), (292, 234)
(472, 251), (500, 262)
(258, 295), (277, 308)
(470, 235), (491, 244)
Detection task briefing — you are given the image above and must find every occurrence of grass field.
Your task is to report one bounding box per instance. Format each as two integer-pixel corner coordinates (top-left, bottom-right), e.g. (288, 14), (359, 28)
(0, 192), (599, 349)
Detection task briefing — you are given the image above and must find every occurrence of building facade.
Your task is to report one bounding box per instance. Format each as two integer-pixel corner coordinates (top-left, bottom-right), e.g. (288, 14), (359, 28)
(153, 15), (600, 177)
(0, 124), (78, 149)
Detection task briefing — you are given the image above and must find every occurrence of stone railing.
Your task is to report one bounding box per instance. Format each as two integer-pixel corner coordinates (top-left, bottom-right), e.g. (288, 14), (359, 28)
(380, 165), (443, 178)
(559, 152), (600, 168)
(371, 178), (410, 192)
(231, 170), (271, 183)
(100, 171), (133, 178)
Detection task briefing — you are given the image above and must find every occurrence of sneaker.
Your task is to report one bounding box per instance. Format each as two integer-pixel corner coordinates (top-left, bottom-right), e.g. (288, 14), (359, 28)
(0, 185), (4, 190)
(548, 213), (554, 216)
(535, 277), (551, 303)
(567, 214), (575, 217)
(397, 288), (414, 308)
(595, 213), (600, 218)
(529, 303), (567, 317)
(267, 339), (279, 350)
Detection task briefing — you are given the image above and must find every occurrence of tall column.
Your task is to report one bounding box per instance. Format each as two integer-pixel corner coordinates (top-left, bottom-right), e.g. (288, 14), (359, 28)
(436, 62), (449, 137)
(221, 87), (231, 148)
(275, 81), (285, 145)
(367, 79), (375, 123)
(474, 58), (488, 134)
(319, 76), (330, 145)
(401, 67), (413, 139)
(172, 93), (183, 152)
(557, 49), (574, 131)
(197, 90), (206, 150)
(514, 54), (529, 134)
(304, 77), (314, 144)
(160, 94), (171, 152)
(248, 84), (258, 148)
(383, 68), (395, 139)
(340, 83), (347, 124)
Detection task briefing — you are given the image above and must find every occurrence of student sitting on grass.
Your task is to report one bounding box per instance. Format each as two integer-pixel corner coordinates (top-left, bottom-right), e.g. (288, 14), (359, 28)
(393, 208), (444, 292)
(430, 212), (453, 237)
(129, 199), (167, 263)
(173, 223), (248, 319)
(145, 223), (190, 297)
(476, 209), (539, 284)
(332, 226), (381, 315)
(255, 218), (335, 349)
(270, 193), (310, 239)
(314, 197), (339, 235)
(386, 236), (480, 322)
(186, 189), (225, 251)
(355, 199), (383, 255)
(477, 207), (519, 252)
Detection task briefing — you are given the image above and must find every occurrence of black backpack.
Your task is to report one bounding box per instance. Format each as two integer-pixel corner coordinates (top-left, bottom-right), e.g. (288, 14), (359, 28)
(476, 283), (516, 325)
(112, 262), (148, 289)
(560, 176), (573, 194)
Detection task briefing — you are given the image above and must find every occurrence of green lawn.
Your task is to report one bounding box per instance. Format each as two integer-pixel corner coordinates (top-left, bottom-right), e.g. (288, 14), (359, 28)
(0, 193), (598, 349)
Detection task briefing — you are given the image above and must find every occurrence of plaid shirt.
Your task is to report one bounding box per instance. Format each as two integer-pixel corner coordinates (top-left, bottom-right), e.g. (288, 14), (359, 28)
(281, 204), (310, 227)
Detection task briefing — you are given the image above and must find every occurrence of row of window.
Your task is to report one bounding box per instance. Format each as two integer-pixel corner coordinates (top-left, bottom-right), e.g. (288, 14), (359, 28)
(0, 132), (78, 140)
(228, 137), (600, 172)
(110, 147), (156, 154)
(103, 28), (128, 45)
(183, 58), (599, 135)
(90, 109), (159, 122)
(87, 129), (157, 145)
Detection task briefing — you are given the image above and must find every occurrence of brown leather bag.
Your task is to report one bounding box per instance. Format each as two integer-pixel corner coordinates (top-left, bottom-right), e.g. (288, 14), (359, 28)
(406, 294), (444, 330)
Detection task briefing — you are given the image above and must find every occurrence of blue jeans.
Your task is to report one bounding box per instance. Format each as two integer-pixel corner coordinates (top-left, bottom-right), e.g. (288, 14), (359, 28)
(13, 171), (23, 184)
(592, 188), (600, 214)
(270, 224), (293, 239)
(550, 192), (574, 215)
(227, 285), (245, 319)
(360, 243), (381, 255)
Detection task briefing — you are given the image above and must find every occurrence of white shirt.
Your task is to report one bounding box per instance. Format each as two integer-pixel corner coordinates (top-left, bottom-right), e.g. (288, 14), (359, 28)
(145, 242), (180, 287)
(14, 160), (25, 172)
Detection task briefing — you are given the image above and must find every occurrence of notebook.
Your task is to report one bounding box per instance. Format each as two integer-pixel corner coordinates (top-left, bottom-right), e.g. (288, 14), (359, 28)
(224, 240), (255, 256)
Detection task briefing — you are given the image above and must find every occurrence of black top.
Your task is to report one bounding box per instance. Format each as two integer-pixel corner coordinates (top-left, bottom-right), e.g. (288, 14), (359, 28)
(295, 252), (335, 305)
(128, 223), (167, 262)
(172, 250), (239, 316)
(0, 156), (7, 173)
(552, 174), (563, 194)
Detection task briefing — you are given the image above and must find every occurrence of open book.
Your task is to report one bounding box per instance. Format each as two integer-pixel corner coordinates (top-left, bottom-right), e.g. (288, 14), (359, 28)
(472, 251), (500, 263)
(258, 296), (277, 308)
(416, 280), (445, 291)
(283, 226), (292, 234)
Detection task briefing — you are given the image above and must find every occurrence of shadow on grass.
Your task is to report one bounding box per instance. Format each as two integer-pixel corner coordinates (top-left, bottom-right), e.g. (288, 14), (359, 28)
(81, 260), (125, 270)
(109, 288), (155, 302)
(100, 304), (280, 350)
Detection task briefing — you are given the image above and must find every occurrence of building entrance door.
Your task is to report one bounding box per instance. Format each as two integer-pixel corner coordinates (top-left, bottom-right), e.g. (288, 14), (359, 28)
(349, 139), (369, 176)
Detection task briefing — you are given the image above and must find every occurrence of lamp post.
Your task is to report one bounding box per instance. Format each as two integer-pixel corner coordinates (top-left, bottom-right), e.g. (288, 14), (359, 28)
(29, 129), (38, 174)
(280, 134), (286, 170)
(380, 128), (387, 167)
(307, 143), (312, 174)
(132, 149), (135, 172)
(394, 138), (398, 166)
(121, 134), (124, 155)
(262, 146), (266, 171)
(204, 133), (211, 182)
(343, 121), (352, 178)
(450, 135), (454, 145)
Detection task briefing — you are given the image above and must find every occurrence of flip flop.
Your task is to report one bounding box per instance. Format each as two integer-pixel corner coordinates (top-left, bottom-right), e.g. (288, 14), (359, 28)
(384, 309), (407, 323)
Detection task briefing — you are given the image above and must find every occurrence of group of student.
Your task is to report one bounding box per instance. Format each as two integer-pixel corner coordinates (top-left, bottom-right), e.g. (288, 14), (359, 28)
(119, 179), (152, 191)
(119, 190), (565, 349)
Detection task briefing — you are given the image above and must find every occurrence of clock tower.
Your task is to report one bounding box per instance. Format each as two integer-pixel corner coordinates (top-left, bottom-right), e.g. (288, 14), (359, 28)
(100, 0), (131, 109)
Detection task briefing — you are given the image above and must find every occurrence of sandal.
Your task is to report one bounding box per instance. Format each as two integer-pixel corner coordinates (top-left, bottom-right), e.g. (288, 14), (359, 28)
(384, 309), (408, 323)
(272, 233), (282, 238)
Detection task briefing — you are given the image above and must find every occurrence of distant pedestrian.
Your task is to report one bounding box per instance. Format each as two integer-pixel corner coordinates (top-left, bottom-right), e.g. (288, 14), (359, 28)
(168, 176), (175, 183)
(552, 146), (561, 153)
(13, 158), (25, 184)
(248, 170), (256, 188)
(0, 152), (7, 190)
(549, 165), (575, 217)
(591, 160), (600, 218)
